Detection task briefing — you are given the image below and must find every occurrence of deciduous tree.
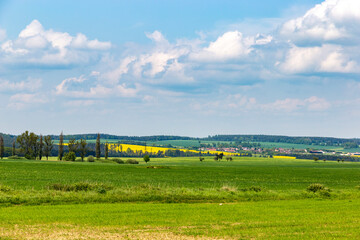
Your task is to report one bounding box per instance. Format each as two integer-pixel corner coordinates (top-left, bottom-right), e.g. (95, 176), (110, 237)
(68, 138), (78, 153)
(44, 135), (53, 160)
(59, 132), (64, 160)
(0, 135), (4, 159)
(143, 154), (150, 163)
(39, 135), (43, 160)
(79, 139), (87, 162)
(16, 131), (38, 159)
(104, 141), (109, 160)
(12, 141), (15, 156)
(96, 133), (101, 159)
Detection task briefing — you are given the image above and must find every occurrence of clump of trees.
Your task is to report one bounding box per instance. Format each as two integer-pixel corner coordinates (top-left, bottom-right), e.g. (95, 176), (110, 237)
(16, 131), (53, 160)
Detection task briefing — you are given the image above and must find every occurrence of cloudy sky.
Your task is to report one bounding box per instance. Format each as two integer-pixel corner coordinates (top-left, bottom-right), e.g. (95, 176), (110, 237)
(1, 0), (360, 137)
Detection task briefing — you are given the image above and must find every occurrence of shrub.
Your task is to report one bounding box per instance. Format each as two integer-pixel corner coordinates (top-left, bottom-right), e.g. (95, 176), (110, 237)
(126, 159), (139, 164)
(199, 157), (205, 162)
(313, 157), (319, 162)
(307, 183), (330, 193)
(48, 182), (113, 192)
(87, 155), (95, 162)
(226, 157), (233, 161)
(64, 151), (76, 161)
(25, 154), (35, 160)
(143, 155), (150, 163)
(113, 158), (124, 164)
(248, 186), (262, 192)
(8, 155), (22, 159)
(241, 186), (262, 192)
(0, 184), (12, 192)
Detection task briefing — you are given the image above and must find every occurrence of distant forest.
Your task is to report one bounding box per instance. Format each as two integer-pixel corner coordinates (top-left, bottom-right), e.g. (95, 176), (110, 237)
(1, 133), (360, 148)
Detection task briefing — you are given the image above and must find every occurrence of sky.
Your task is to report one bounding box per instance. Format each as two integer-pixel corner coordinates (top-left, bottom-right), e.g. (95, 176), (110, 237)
(1, 0), (360, 138)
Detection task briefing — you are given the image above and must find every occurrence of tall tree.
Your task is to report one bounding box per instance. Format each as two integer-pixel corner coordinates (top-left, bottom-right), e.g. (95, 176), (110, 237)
(58, 131), (64, 160)
(96, 133), (101, 159)
(44, 135), (53, 160)
(39, 135), (43, 160)
(79, 139), (87, 162)
(0, 135), (4, 159)
(16, 131), (38, 159)
(104, 141), (109, 160)
(12, 141), (16, 156)
(68, 138), (78, 153)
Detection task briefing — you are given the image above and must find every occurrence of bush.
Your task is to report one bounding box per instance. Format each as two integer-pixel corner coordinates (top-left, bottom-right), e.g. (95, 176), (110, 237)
(47, 182), (113, 192)
(143, 155), (150, 163)
(25, 154), (35, 160)
(241, 186), (262, 192)
(226, 157), (233, 161)
(126, 159), (139, 164)
(8, 155), (22, 159)
(64, 151), (76, 161)
(113, 158), (124, 164)
(307, 183), (330, 193)
(87, 155), (95, 162)
(0, 184), (12, 192)
(199, 157), (205, 162)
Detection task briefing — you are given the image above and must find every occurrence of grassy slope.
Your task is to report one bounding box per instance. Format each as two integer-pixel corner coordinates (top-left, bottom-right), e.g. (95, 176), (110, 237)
(1, 157), (360, 191)
(1, 200), (360, 239)
(1, 157), (360, 239)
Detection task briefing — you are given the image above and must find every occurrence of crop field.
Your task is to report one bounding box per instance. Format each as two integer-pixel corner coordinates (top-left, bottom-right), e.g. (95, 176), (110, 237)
(1, 157), (360, 239)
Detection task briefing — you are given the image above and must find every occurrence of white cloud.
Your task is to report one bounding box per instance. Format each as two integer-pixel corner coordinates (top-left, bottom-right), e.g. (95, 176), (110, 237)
(55, 74), (139, 98)
(191, 31), (255, 62)
(263, 96), (330, 112)
(55, 75), (86, 95)
(103, 56), (136, 84)
(279, 0), (360, 44)
(1, 19), (111, 66)
(280, 44), (358, 73)
(0, 77), (42, 92)
(8, 93), (47, 109)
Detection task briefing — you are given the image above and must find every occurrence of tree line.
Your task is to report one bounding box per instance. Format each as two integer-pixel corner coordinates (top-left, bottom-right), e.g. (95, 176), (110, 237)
(0, 131), (107, 161)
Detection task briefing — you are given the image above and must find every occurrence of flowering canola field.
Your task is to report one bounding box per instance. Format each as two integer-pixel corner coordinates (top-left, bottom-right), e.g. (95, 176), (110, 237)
(108, 143), (238, 156)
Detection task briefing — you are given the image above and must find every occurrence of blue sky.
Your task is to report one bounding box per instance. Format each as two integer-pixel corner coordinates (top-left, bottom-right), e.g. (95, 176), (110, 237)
(1, 0), (360, 138)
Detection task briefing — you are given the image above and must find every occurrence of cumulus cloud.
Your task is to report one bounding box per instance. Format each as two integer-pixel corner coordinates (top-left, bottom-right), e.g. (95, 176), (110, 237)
(55, 74), (139, 98)
(0, 77), (42, 92)
(280, 44), (358, 73)
(190, 31), (255, 62)
(279, 0), (360, 44)
(0, 19), (111, 66)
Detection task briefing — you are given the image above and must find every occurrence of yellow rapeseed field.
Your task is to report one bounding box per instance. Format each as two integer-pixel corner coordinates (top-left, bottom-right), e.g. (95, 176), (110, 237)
(108, 143), (238, 156)
(273, 156), (296, 159)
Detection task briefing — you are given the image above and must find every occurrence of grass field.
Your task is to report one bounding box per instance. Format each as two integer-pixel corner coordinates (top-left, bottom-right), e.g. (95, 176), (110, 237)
(1, 157), (360, 239)
(2, 200), (360, 239)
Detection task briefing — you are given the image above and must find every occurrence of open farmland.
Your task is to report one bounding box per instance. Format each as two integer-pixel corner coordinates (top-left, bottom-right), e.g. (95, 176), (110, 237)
(1, 157), (360, 239)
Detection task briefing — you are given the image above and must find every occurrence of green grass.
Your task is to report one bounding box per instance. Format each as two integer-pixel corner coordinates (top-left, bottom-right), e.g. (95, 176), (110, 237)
(0, 157), (360, 206)
(1, 200), (360, 239)
(2, 157), (360, 239)
(1, 157), (360, 191)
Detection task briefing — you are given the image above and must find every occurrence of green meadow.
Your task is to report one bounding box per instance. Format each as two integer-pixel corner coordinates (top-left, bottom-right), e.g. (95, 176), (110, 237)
(1, 157), (360, 239)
